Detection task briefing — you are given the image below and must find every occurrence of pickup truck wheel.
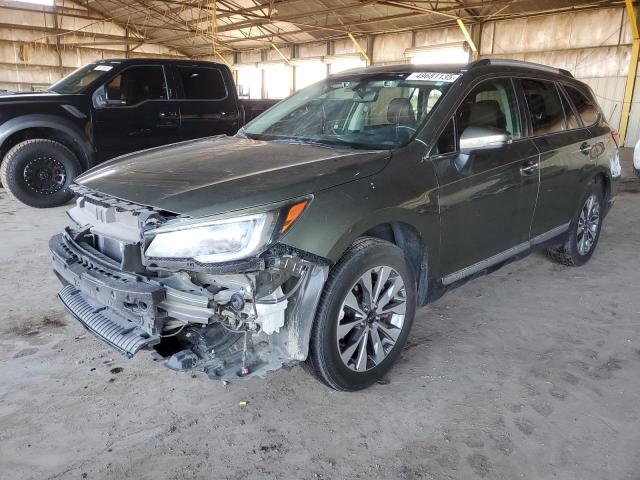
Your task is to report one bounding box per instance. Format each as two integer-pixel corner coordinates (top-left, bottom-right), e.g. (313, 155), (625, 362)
(547, 182), (604, 267)
(307, 237), (416, 391)
(0, 139), (81, 208)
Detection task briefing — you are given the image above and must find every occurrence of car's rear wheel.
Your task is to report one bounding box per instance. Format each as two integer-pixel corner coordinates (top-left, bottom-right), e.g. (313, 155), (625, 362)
(307, 237), (416, 391)
(547, 181), (604, 267)
(0, 139), (81, 208)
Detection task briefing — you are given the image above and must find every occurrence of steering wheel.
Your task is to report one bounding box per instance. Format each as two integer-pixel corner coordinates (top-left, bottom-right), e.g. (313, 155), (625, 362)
(329, 124), (342, 136)
(396, 125), (417, 134)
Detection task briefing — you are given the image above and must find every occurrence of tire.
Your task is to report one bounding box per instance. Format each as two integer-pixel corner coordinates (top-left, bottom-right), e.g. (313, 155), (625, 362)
(307, 237), (417, 391)
(0, 139), (81, 208)
(547, 180), (604, 267)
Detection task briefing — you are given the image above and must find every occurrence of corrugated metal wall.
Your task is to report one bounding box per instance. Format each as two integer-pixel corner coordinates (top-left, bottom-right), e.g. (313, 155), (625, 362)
(2, 3), (638, 145)
(627, 73), (640, 146)
(0, 1), (185, 92)
(477, 7), (638, 146)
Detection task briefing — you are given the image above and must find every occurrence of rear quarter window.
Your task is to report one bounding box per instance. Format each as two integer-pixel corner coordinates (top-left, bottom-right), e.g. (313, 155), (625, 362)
(564, 85), (599, 126)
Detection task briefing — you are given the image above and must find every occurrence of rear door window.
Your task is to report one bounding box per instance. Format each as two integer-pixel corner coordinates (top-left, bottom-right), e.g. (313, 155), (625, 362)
(177, 65), (227, 100)
(520, 79), (566, 136)
(559, 89), (581, 129)
(564, 85), (599, 126)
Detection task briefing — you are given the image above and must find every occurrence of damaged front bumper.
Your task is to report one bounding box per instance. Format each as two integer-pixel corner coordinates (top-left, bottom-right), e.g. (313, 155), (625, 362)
(51, 232), (164, 356)
(50, 219), (328, 380)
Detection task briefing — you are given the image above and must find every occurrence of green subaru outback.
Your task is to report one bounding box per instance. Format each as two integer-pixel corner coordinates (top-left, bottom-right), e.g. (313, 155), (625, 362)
(49, 59), (620, 390)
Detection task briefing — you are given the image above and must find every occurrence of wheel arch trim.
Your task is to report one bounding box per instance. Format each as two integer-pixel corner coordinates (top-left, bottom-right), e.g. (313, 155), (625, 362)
(0, 114), (95, 170)
(324, 211), (436, 307)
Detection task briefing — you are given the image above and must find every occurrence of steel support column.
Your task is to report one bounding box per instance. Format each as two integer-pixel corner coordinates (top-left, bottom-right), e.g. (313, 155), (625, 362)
(348, 33), (370, 65)
(620, 0), (640, 145)
(456, 18), (478, 61)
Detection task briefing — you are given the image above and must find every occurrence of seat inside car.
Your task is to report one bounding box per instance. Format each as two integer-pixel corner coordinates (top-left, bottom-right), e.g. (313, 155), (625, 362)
(461, 99), (507, 132)
(387, 97), (417, 127)
(386, 97), (416, 142)
(526, 92), (565, 134)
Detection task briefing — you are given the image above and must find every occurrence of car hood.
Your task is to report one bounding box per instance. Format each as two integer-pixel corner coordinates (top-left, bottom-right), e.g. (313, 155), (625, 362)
(77, 136), (390, 217)
(0, 91), (78, 103)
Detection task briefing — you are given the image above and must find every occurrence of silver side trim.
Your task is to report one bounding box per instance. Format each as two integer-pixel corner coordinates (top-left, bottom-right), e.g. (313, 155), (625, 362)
(531, 222), (570, 245)
(441, 222), (571, 286)
(442, 241), (529, 285)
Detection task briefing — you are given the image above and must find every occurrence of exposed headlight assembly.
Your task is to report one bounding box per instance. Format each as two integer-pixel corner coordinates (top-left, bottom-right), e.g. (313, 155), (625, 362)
(144, 198), (309, 264)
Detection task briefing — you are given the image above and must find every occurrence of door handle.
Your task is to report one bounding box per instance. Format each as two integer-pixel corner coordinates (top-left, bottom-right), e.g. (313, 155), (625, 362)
(579, 142), (592, 155)
(158, 111), (179, 128)
(128, 127), (152, 136)
(520, 159), (538, 176)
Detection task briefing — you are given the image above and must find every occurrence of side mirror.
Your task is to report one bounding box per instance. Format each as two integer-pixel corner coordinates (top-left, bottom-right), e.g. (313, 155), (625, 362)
(459, 126), (511, 154)
(93, 84), (126, 108)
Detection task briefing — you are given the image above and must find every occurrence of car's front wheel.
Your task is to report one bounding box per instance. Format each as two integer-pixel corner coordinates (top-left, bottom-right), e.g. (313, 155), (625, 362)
(307, 237), (416, 391)
(547, 180), (604, 266)
(0, 139), (81, 208)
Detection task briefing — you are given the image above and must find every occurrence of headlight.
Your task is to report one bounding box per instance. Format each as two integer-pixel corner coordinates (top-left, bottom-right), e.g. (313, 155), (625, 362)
(144, 199), (309, 264)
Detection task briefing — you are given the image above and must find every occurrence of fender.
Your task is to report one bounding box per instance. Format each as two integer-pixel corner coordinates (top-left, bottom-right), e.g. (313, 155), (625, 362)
(281, 148), (440, 268)
(326, 206), (438, 265)
(0, 114), (96, 170)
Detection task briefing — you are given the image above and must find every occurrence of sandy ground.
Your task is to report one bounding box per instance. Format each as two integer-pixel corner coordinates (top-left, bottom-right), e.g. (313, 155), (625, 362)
(1, 179), (639, 479)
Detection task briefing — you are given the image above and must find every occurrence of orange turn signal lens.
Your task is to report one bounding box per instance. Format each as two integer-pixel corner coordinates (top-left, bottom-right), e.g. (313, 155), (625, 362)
(279, 200), (309, 234)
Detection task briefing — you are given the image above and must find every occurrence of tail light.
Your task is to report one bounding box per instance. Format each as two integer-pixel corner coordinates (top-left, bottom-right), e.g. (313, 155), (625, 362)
(611, 130), (620, 148)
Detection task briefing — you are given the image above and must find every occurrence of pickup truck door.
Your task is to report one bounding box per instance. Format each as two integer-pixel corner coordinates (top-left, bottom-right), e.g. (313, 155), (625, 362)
(92, 64), (180, 161)
(432, 78), (540, 283)
(172, 64), (241, 140)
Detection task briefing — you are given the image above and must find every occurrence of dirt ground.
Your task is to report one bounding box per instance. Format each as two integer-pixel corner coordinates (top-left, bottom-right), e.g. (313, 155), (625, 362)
(1, 180), (639, 479)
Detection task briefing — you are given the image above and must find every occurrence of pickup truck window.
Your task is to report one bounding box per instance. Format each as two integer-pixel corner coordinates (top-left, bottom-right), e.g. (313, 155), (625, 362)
(49, 62), (119, 94)
(177, 66), (227, 100)
(243, 73), (454, 149)
(105, 66), (168, 106)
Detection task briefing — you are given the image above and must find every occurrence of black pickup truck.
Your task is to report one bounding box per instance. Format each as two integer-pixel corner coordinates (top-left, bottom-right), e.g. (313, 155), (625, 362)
(0, 59), (277, 208)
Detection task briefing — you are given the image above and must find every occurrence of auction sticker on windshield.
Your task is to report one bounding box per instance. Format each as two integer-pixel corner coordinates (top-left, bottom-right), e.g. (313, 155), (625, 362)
(406, 72), (460, 82)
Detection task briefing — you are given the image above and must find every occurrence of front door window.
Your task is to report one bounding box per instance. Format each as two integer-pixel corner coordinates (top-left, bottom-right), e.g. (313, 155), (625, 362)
(455, 78), (522, 143)
(104, 66), (168, 106)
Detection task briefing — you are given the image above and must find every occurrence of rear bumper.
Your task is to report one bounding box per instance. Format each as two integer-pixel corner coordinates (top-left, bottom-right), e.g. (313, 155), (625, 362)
(50, 232), (165, 356)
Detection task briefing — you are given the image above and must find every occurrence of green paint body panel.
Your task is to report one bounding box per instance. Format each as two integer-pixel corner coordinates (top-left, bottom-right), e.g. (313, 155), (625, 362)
(75, 62), (620, 287)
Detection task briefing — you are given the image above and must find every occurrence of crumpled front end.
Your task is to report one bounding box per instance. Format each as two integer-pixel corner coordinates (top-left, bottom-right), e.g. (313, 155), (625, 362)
(50, 186), (328, 380)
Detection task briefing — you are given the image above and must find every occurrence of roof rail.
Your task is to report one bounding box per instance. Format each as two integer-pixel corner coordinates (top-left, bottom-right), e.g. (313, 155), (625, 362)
(467, 58), (574, 78)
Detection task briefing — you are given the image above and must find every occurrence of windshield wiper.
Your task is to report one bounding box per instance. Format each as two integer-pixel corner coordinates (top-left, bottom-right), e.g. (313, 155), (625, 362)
(270, 137), (344, 149)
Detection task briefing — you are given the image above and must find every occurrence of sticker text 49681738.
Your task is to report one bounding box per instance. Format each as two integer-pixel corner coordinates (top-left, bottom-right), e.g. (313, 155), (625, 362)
(406, 72), (461, 82)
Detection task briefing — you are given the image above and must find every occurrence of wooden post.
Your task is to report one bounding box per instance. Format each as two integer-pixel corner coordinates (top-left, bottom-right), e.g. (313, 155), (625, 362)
(52, 0), (64, 79)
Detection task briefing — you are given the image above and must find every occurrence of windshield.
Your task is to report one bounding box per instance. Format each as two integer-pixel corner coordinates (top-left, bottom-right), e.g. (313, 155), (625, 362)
(49, 62), (120, 94)
(242, 72), (458, 149)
